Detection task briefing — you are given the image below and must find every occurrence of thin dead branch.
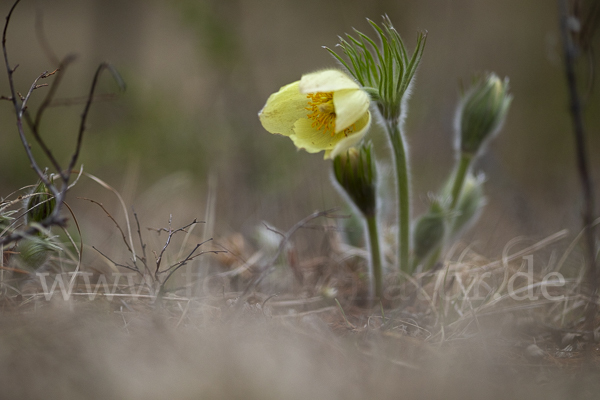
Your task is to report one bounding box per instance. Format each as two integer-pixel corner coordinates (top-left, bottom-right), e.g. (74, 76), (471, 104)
(243, 208), (340, 295)
(558, 0), (599, 338)
(79, 197), (133, 254)
(0, 0), (124, 246)
(92, 246), (139, 274)
(152, 216), (200, 278)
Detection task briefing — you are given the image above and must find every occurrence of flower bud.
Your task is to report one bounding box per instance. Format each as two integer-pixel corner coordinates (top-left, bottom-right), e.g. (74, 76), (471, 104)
(456, 73), (512, 156)
(333, 143), (377, 217)
(26, 179), (56, 224)
(17, 236), (55, 270)
(413, 200), (445, 261)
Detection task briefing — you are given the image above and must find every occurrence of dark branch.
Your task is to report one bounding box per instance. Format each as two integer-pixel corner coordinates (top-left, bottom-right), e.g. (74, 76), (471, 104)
(92, 246), (140, 273)
(154, 217), (200, 278)
(558, 0), (598, 338)
(161, 241), (225, 289)
(3, 0), (55, 198)
(133, 208), (150, 275)
(79, 197), (133, 254)
(0, 0), (122, 246)
(159, 238), (215, 275)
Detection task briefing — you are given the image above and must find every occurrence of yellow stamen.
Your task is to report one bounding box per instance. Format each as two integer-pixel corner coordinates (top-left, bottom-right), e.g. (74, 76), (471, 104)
(306, 92), (336, 136)
(306, 92), (357, 137)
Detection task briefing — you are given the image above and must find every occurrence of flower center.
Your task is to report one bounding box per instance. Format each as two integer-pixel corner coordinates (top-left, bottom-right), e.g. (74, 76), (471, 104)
(306, 92), (356, 137)
(306, 92), (338, 136)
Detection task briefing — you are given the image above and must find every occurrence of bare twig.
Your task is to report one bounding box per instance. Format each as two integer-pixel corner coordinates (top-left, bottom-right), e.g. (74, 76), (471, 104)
(68, 62), (110, 175)
(92, 246), (139, 273)
(243, 208), (339, 295)
(132, 209), (150, 275)
(79, 197), (133, 254)
(153, 217), (200, 278)
(161, 246), (225, 288)
(159, 238), (216, 275)
(1, 0), (123, 246)
(262, 222), (285, 240)
(29, 55), (77, 129)
(3, 0), (54, 197)
(21, 69), (57, 110)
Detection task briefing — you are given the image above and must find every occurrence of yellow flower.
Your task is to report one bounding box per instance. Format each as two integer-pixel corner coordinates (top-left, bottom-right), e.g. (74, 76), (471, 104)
(259, 70), (371, 159)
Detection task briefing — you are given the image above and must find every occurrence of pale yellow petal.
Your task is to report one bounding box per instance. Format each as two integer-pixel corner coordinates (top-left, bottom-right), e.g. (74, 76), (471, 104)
(289, 118), (339, 153)
(298, 70), (359, 94)
(328, 111), (371, 159)
(333, 88), (370, 132)
(258, 81), (308, 137)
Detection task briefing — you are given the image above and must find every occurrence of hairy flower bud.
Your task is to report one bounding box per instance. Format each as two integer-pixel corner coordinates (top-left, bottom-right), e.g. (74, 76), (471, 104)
(456, 73), (512, 156)
(26, 179), (56, 224)
(17, 236), (55, 270)
(333, 143), (377, 217)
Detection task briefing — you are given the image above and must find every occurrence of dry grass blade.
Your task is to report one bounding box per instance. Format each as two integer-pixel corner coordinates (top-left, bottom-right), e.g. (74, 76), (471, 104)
(471, 230), (569, 273)
(556, 217), (600, 273)
(85, 173), (136, 262)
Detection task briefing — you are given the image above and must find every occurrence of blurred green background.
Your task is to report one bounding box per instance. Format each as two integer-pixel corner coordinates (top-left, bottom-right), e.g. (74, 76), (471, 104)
(0, 0), (598, 257)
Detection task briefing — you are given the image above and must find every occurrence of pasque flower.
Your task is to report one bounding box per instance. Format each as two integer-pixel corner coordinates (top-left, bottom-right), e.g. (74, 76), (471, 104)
(259, 69), (371, 159)
(327, 17), (427, 273)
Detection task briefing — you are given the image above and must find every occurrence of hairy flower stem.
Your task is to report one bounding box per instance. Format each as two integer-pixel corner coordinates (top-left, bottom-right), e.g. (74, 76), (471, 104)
(366, 214), (383, 300)
(386, 121), (411, 274)
(449, 153), (472, 210)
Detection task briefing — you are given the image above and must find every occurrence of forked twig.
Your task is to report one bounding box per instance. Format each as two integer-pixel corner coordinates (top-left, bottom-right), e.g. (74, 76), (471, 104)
(133, 209), (150, 275)
(161, 241), (226, 289)
(243, 208), (340, 295)
(79, 197), (133, 254)
(153, 217), (200, 278)
(92, 246), (139, 273)
(0, 0), (123, 245)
